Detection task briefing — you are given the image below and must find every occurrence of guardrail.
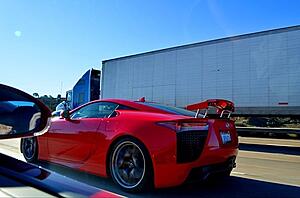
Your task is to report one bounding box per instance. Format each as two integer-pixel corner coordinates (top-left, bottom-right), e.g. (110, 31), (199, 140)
(236, 127), (300, 135)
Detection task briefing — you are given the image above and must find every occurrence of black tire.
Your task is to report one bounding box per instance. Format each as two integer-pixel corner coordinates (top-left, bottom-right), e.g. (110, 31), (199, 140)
(21, 137), (38, 163)
(109, 137), (153, 193)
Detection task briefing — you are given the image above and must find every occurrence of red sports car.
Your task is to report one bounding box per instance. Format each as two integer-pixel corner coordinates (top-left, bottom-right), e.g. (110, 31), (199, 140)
(21, 98), (238, 192)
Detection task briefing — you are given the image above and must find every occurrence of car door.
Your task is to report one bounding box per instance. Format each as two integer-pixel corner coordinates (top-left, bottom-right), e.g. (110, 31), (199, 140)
(47, 102), (118, 164)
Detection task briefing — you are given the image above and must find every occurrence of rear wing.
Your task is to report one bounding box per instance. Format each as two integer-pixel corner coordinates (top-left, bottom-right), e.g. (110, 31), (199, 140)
(186, 99), (234, 118)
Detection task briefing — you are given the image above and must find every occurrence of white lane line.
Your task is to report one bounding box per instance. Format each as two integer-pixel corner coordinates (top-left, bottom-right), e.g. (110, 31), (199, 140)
(232, 171), (246, 175)
(265, 143), (297, 147)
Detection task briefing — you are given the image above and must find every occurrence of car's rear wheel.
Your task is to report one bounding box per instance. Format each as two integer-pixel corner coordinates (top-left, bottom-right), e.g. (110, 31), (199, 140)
(21, 137), (38, 163)
(109, 138), (153, 192)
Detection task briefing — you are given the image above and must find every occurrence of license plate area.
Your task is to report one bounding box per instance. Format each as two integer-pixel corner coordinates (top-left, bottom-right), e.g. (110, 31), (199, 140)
(220, 131), (232, 144)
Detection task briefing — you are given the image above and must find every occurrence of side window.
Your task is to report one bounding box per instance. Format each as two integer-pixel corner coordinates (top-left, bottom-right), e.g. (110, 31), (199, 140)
(70, 102), (118, 119)
(117, 105), (136, 110)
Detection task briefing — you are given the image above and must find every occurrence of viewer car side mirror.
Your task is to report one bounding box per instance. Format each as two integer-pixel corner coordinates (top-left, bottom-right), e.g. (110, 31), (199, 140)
(0, 84), (51, 139)
(60, 110), (70, 120)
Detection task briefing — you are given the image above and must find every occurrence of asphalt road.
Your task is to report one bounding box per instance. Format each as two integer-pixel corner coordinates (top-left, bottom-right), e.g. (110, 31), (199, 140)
(0, 137), (300, 198)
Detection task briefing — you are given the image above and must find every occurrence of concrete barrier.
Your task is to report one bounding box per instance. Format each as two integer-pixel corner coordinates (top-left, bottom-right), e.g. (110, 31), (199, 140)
(237, 127), (300, 135)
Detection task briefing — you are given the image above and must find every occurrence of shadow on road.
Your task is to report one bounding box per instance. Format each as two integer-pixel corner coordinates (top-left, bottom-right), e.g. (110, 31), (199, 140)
(37, 161), (300, 198)
(239, 143), (300, 155)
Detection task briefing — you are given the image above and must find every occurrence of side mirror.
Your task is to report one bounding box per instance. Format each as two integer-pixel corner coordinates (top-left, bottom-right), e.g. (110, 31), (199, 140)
(0, 84), (51, 139)
(60, 110), (70, 120)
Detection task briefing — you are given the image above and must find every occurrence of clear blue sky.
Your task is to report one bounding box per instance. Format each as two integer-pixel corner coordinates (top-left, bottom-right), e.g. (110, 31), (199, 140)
(0, 0), (299, 97)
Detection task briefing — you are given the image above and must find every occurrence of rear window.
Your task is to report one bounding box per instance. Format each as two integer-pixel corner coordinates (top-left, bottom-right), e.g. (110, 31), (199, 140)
(137, 102), (197, 117)
(117, 105), (136, 110)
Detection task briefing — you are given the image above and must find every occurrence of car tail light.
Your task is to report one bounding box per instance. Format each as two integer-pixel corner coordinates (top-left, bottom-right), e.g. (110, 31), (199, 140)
(157, 121), (208, 132)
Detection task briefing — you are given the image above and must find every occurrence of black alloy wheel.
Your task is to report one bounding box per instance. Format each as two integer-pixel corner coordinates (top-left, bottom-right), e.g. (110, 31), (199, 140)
(21, 137), (38, 163)
(109, 137), (153, 192)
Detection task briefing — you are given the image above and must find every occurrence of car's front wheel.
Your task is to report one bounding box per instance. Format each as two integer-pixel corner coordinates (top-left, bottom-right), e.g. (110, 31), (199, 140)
(109, 138), (153, 192)
(21, 137), (38, 163)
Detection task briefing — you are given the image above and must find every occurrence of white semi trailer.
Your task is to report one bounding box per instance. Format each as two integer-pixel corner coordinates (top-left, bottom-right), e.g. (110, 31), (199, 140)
(101, 25), (300, 116)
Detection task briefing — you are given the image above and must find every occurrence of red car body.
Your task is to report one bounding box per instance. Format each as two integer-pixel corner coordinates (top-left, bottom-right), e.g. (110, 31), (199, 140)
(37, 99), (238, 188)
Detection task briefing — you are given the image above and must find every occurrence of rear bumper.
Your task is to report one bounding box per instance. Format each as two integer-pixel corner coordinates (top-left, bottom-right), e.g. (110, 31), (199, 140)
(153, 147), (238, 188)
(185, 156), (236, 183)
(149, 119), (239, 188)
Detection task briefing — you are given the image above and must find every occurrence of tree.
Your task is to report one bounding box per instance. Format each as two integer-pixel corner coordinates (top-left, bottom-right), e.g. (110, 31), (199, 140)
(33, 93), (39, 98)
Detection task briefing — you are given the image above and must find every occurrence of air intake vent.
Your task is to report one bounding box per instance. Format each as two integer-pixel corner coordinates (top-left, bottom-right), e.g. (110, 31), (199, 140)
(177, 130), (208, 163)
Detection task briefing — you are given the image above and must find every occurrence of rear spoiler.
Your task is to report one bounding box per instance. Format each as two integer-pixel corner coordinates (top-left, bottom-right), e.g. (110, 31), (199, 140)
(186, 99), (234, 118)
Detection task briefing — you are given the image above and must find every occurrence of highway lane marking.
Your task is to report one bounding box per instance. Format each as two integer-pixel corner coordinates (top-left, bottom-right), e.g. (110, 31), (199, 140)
(238, 150), (300, 163)
(265, 143), (297, 147)
(0, 148), (25, 161)
(239, 137), (300, 147)
(232, 171), (246, 175)
(230, 171), (300, 188)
